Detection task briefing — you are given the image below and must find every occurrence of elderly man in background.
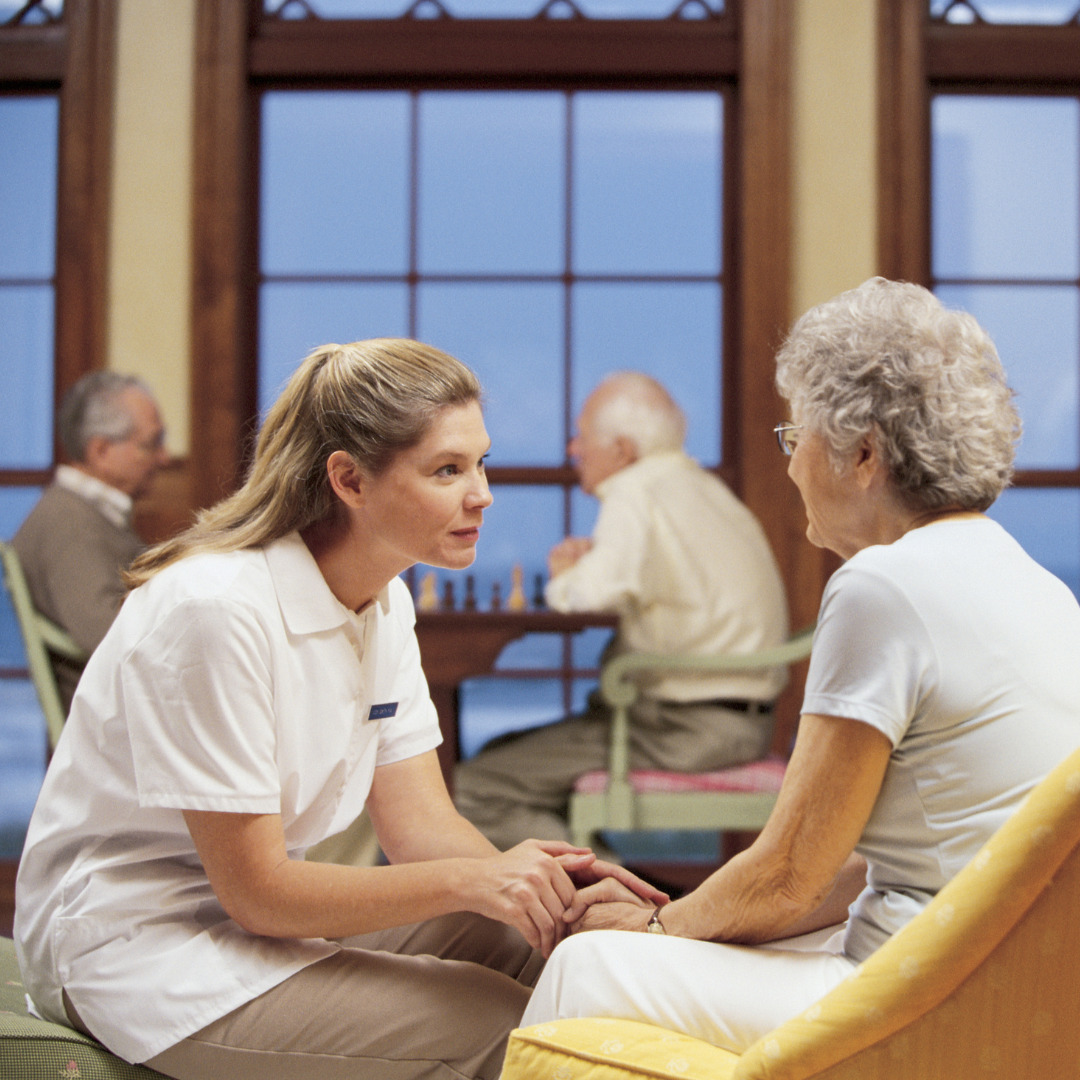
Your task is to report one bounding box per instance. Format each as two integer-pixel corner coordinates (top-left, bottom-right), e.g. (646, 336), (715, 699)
(13, 371), (168, 710)
(455, 371), (789, 851)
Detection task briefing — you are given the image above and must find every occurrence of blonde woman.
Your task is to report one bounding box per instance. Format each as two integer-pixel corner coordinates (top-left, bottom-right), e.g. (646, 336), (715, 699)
(15, 339), (662, 1080)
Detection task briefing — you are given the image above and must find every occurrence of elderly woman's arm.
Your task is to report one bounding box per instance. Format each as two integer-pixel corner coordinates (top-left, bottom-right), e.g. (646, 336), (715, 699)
(567, 714), (891, 943)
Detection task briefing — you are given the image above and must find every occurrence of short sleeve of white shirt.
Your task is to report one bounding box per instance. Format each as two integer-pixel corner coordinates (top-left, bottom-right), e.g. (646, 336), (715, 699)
(123, 594), (282, 813)
(802, 555), (937, 749)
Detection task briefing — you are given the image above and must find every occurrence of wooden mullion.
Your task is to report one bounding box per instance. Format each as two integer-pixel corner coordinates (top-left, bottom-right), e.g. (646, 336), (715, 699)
(877, 0), (930, 286)
(53, 0), (116, 413)
(191, 0), (257, 509)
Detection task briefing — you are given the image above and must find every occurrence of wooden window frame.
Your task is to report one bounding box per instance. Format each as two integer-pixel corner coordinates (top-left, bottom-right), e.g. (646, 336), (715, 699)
(191, 0), (803, 616)
(0, 0), (116, 485)
(879, 0), (1080, 493)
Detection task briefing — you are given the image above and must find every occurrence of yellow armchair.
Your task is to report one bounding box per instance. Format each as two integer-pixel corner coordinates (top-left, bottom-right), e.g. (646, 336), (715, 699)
(505, 743), (1080, 1079)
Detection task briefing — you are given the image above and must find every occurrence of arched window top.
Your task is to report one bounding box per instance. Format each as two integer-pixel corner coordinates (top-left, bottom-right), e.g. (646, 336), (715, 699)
(262, 0), (725, 21)
(930, 0), (1080, 25)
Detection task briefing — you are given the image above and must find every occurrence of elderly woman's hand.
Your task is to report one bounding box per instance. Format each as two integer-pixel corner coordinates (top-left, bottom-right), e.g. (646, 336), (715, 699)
(563, 876), (658, 934)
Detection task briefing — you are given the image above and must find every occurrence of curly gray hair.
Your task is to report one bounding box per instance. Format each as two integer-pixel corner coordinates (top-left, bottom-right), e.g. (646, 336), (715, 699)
(775, 277), (1021, 512)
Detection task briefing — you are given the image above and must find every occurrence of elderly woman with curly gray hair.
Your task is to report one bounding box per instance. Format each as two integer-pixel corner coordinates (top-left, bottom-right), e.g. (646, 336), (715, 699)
(520, 277), (1080, 1051)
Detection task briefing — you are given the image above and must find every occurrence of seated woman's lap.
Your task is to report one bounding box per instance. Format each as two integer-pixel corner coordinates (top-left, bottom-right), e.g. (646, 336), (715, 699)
(145, 912), (540, 1080)
(520, 926), (855, 1054)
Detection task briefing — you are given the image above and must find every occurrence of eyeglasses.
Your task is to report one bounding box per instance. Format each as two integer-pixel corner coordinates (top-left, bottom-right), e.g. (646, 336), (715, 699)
(773, 423), (801, 456)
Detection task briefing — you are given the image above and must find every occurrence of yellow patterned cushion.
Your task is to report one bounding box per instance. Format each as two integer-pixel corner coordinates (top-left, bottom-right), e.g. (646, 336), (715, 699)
(503, 1018), (739, 1080)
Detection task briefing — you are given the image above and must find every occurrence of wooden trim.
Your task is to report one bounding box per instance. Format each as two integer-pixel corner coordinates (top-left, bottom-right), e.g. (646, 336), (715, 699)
(1013, 470), (1080, 487)
(927, 23), (1080, 84)
(877, 0), (929, 285)
(191, 0), (255, 509)
(736, 0), (820, 746)
(250, 18), (738, 83)
(737, 0), (813, 619)
(53, 0), (116, 406)
(0, 470), (51, 485)
(0, 24), (65, 80)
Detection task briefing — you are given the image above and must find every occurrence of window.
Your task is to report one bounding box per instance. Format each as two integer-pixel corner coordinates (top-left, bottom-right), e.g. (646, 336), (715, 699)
(187, 0), (794, 756)
(881, 0), (1080, 598)
(0, 0), (114, 852)
(254, 4), (731, 738)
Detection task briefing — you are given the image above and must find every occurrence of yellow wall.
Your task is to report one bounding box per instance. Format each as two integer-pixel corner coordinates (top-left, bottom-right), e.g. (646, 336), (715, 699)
(107, 0), (196, 455)
(792, 0), (878, 317)
(104, 1), (880, 454)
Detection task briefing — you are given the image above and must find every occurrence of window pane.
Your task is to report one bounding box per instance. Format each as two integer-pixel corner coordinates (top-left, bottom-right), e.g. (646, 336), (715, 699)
(570, 485), (600, 536)
(0, 287), (54, 469)
(574, 92), (722, 275)
(573, 281), (722, 464)
(0, 679), (47, 859)
(0, 96), (58, 277)
(416, 282), (564, 463)
(0, 487), (41, 668)
(458, 677), (563, 760)
(495, 633), (563, 670)
(468, 484), (563, 611)
(0, 0), (62, 27)
(412, 485), (562, 613)
(930, 0), (1080, 23)
(418, 92), (564, 274)
(258, 282), (410, 416)
(935, 284), (1079, 470)
(571, 625), (611, 668)
(933, 96), (1079, 279)
(261, 91), (410, 275)
(988, 488), (1080, 599)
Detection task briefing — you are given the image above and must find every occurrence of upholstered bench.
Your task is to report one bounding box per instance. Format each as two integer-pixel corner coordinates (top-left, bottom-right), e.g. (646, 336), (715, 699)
(0, 936), (166, 1079)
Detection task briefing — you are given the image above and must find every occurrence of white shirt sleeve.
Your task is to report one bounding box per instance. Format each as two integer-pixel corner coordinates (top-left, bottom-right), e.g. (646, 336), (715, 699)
(122, 595), (282, 813)
(801, 558), (937, 749)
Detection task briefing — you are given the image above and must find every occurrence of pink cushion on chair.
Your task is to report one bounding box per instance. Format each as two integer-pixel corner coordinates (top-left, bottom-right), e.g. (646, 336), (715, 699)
(573, 754), (787, 796)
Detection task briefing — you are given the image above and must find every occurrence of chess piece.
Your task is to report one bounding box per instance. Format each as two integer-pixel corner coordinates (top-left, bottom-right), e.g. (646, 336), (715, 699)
(418, 571), (438, 611)
(441, 579), (456, 611)
(490, 581), (502, 611)
(507, 564), (527, 611)
(533, 573), (546, 610)
(464, 574), (477, 612)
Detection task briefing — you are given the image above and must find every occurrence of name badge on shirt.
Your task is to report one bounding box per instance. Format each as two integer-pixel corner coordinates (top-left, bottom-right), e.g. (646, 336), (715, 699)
(368, 702), (398, 721)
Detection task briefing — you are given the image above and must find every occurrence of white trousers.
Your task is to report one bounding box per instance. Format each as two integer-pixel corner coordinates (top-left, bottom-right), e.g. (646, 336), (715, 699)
(520, 925), (856, 1054)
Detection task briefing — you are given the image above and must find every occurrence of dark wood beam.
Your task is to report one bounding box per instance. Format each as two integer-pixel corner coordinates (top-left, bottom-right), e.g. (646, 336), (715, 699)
(250, 18), (738, 84)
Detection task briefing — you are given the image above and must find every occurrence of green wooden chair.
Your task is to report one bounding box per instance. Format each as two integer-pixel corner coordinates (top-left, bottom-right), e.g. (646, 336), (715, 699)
(0, 540), (88, 750)
(568, 625), (815, 848)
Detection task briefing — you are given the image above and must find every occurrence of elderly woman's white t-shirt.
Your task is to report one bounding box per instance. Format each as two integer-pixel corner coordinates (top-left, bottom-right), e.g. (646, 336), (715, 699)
(802, 516), (1080, 963)
(15, 532), (441, 1063)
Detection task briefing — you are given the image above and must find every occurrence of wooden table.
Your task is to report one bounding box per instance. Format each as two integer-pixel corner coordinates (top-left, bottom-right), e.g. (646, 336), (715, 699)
(414, 610), (617, 785)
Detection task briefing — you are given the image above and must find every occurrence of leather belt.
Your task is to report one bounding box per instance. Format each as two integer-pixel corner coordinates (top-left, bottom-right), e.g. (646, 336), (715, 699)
(705, 698), (774, 715)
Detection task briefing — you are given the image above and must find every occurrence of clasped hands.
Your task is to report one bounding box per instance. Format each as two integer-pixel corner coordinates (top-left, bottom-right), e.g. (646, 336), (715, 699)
(487, 840), (668, 957)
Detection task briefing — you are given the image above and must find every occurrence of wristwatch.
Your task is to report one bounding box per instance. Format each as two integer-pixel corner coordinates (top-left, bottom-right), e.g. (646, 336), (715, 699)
(646, 908), (667, 934)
